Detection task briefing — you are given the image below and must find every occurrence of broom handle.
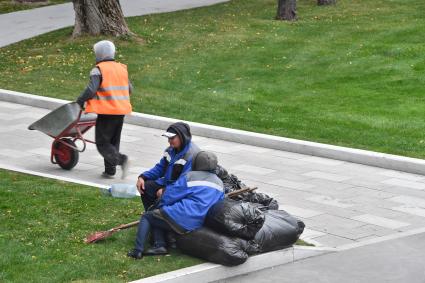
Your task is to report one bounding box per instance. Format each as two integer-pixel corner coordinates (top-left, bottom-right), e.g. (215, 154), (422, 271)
(226, 187), (257, 198)
(113, 220), (140, 231)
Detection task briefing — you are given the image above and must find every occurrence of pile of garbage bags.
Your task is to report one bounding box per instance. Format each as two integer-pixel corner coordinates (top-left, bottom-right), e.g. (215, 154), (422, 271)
(177, 169), (305, 266)
(215, 165), (280, 210)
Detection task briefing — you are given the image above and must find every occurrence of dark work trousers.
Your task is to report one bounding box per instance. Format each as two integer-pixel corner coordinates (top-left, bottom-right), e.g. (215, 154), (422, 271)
(134, 211), (173, 252)
(141, 180), (162, 211)
(95, 114), (126, 175)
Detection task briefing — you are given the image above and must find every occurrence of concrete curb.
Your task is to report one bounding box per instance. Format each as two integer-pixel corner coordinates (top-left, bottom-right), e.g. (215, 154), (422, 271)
(130, 246), (334, 283)
(0, 163), (108, 189)
(2, 88), (425, 175)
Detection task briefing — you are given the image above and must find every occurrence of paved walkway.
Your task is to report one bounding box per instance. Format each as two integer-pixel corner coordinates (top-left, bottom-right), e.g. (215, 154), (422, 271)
(0, 0), (228, 47)
(224, 231), (425, 283)
(2, 100), (425, 248)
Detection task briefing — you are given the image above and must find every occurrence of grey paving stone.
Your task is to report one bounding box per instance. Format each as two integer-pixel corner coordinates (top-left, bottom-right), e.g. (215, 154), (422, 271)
(387, 195), (425, 208)
(0, 149), (34, 158)
(350, 205), (425, 228)
(353, 224), (395, 237)
(351, 214), (410, 229)
(307, 195), (354, 208)
(341, 177), (399, 191)
(347, 195), (400, 209)
(0, 123), (31, 133)
(318, 226), (375, 241)
(279, 205), (323, 218)
(303, 171), (352, 182)
(0, 101), (29, 109)
(325, 161), (383, 174)
(305, 214), (366, 231)
(267, 179), (315, 190)
(267, 149), (307, 160)
(304, 178), (356, 192)
(201, 144), (240, 154)
(27, 147), (51, 157)
(378, 170), (425, 182)
(391, 205), (425, 218)
(262, 170), (315, 182)
(73, 162), (99, 171)
(299, 156), (345, 166)
(381, 178), (425, 191)
(298, 201), (360, 219)
(230, 164), (276, 175)
(377, 185), (425, 200)
(120, 135), (142, 143)
(311, 234), (355, 248)
(299, 228), (326, 239)
(243, 180), (318, 201)
(343, 186), (395, 199)
(233, 144), (271, 153)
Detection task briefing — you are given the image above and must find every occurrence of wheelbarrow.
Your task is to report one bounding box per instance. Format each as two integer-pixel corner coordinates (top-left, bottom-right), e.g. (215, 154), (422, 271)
(28, 102), (97, 170)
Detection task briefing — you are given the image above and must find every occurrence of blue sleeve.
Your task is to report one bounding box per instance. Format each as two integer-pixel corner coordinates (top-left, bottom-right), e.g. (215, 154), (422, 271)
(141, 157), (167, 181)
(160, 177), (190, 206)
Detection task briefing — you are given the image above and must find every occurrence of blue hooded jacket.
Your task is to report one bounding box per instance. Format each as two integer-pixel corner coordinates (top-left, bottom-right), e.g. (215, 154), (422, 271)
(158, 171), (225, 232)
(140, 122), (199, 186)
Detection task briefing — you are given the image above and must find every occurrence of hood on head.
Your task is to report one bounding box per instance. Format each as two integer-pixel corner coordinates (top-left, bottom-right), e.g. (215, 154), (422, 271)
(192, 151), (218, 172)
(167, 122), (192, 148)
(94, 40), (115, 63)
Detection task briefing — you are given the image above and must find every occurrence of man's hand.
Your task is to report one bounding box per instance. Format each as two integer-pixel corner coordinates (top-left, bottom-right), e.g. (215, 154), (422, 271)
(136, 177), (145, 195)
(156, 188), (164, 198)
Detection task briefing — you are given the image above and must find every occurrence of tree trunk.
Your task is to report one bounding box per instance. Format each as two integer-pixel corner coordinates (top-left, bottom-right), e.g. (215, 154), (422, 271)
(276, 0), (297, 21)
(72, 0), (131, 37)
(318, 0), (336, 5)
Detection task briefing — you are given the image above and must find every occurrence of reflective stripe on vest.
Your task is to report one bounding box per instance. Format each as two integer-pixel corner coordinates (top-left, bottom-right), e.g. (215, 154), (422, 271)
(175, 159), (187, 166)
(187, 180), (223, 192)
(85, 61), (132, 115)
(163, 151), (171, 163)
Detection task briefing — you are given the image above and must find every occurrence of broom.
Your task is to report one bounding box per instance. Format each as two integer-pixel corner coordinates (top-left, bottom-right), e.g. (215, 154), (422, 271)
(84, 187), (258, 243)
(84, 220), (140, 243)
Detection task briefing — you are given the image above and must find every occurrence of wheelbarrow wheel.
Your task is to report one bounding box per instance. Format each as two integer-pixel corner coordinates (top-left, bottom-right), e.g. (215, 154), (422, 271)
(53, 138), (79, 170)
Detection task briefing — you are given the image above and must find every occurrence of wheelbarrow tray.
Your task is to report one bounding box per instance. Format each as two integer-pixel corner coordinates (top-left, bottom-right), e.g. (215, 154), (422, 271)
(28, 102), (97, 137)
(28, 102), (97, 170)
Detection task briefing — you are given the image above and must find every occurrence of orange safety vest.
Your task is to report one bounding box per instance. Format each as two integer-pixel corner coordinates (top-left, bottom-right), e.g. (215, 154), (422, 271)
(85, 61), (132, 115)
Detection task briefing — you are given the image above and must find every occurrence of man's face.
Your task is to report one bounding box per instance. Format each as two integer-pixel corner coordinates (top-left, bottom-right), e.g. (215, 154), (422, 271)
(168, 135), (182, 149)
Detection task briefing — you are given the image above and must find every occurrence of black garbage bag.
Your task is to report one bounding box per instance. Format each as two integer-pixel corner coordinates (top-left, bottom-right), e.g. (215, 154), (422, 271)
(176, 227), (249, 266)
(215, 165), (279, 210)
(248, 210), (305, 254)
(240, 192), (279, 210)
(215, 165), (243, 193)
(206, 199), (265, 240)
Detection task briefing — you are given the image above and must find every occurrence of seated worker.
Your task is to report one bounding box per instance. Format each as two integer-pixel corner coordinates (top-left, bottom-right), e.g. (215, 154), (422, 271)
(128, 151), (225, 259)
(136, 122), (199, 211)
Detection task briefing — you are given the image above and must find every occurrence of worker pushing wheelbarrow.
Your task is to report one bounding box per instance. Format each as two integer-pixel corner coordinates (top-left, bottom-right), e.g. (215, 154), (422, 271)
(29, 40), (132, 178)
(28, 102), (97, 170)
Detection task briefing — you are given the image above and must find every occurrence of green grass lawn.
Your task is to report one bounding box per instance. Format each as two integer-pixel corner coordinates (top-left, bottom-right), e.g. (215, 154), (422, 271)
(1, 0), (425, 158)
(0, 169), (310, 281)
(0, 169), (202, 282)
(0, 0), (68, 14)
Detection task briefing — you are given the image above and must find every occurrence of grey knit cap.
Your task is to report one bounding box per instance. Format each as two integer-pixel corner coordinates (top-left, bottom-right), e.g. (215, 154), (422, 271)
(93, 40), (115, 62)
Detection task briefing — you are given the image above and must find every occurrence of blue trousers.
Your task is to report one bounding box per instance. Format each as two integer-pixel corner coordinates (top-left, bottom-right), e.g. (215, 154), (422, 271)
(134, 210), (173, 252)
